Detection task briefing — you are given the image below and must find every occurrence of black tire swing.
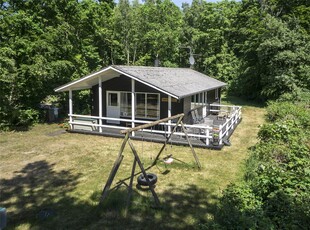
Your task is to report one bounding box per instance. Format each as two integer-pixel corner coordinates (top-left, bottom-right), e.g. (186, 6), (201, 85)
(137, 173), (158, 186)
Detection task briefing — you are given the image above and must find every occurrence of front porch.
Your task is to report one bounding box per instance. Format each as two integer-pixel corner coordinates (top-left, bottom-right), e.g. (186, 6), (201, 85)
(68, 104), (242, 149)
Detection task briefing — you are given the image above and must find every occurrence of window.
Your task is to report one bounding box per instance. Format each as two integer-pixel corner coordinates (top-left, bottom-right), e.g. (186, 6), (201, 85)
(191, 93), (204, 109)
(119, 92), (160, 119)
(136, 93), (146, 117)
(146, 94), (159, 118)
(108, 93), (118, 106)
(136, 93), (160, 119)
(120, 92), (131, 116)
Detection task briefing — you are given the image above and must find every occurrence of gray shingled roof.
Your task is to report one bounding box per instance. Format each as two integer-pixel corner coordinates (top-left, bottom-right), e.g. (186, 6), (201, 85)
(113, 65), (226, 99)
(55, 65), (226, 99)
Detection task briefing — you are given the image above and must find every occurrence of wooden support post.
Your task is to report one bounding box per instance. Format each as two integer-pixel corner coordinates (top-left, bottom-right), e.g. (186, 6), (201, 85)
(100, 133), (129, 203)
(180, 121), (201, 169)
(126, 157), (137, 211)
(100, 155), (124, 203)
(168, 96), (171, 134)
(99, 77), (102, 133)
(202, 92), (206, 118)
(128, 140), (160, 207)
(131, 79), (135, 136)
(69, 89), (73, 129)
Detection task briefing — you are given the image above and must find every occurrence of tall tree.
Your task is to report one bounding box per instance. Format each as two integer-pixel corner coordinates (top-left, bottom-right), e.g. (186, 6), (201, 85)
(182, 0), (240, 82)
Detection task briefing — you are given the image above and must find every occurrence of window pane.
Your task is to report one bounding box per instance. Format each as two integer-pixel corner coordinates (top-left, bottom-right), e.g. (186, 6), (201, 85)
(108, 93), (118, 106)
(136, 93), (146, 117)
(147, 94), (159, 118)
(120, 92), (131, 116)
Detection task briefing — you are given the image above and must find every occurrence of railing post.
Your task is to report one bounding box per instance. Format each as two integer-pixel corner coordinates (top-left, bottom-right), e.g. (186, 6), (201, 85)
(226, 122), (229, 136)
(131, 79), (135, 137)
(231, 113), (234, 130)
(69, 89), (73, 130)
(98, 77), (102, 133)
(219, 124), (223, 145)
(168, 96), (171, 134)
(206, 128), (210, 146)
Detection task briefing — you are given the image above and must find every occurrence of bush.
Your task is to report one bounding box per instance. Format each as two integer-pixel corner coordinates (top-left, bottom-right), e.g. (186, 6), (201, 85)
(266, 101), (310, 128)
(216, 183), (272, 229)
(215, 92), (310, 229)
(11, 108), (39, 129)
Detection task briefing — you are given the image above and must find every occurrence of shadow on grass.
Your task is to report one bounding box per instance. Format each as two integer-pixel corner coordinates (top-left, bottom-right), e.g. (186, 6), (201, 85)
(0, 161), (81, 229)
(0, 161), (218, 229)
(95, 183), (219, 229)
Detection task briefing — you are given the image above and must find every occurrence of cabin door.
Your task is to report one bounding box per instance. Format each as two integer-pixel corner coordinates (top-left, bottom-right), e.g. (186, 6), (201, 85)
(107, 91), (120, 124)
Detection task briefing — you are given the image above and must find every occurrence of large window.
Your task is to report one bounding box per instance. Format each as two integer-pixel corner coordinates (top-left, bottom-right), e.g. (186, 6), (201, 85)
(120, 92), (131, 116)
(136, 93), (160, 119)
(146, 94), (159, 118)
(120, 92), (160, 119)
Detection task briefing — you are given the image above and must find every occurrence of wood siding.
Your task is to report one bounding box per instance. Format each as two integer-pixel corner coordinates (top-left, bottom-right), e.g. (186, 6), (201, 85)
(91, 74), (222, 123)
(91, 75), (183, 120)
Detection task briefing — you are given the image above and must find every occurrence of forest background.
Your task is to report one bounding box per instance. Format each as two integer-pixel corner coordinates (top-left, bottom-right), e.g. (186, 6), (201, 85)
(0, 0), (309, 228)
(0, 0), (309, 128)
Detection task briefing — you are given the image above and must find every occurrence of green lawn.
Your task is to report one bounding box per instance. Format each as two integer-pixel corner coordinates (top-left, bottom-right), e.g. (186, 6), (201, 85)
(0, 100), (265, 229)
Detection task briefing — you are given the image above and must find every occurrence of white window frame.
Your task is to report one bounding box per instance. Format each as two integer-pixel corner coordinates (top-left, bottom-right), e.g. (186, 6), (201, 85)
(118, 91), (160, 120)
(120, 92), (132, 117)
(136, 92), (160, 120)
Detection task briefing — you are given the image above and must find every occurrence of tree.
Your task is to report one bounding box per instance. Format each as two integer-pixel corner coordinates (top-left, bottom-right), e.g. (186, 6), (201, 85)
(0, 0), (113, 129)
(182, 0), (240, 80)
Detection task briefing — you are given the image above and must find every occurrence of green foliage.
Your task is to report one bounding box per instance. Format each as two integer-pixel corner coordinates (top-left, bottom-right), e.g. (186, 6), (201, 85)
(216, 93), (310, 229)
(182, 0), (241, 79)
(231, 0), (310, 101)
(216, 182), (271, 229)
(12, 109), (40, 128)
(0, 0), (113, 129)
(1, 0), (309, 130)
(0, 108), (39, 130)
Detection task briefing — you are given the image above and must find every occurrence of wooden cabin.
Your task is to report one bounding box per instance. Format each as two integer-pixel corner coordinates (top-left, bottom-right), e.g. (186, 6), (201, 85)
(55, 65), (242, 149)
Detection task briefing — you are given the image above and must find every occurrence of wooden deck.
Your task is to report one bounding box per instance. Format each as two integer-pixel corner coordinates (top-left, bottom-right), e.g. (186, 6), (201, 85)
(68, 114), (241, 150)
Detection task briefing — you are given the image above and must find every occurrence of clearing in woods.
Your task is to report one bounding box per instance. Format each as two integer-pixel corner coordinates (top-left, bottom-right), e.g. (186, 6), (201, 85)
(0, 97), (265, 229)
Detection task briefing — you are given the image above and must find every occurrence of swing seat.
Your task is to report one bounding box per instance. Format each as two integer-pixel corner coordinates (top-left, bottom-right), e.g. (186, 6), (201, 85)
(163, 157), (174, 164)
(137, 173), (158, 186)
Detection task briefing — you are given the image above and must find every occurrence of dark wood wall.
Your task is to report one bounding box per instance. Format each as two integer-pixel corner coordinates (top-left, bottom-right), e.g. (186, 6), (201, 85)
(91, 75), (221, 122)
(91, 75), (184, 120)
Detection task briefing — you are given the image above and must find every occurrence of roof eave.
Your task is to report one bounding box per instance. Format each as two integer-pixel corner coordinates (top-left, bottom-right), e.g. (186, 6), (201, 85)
(178, 84), (227, 99)
(54, 66), (114, 92)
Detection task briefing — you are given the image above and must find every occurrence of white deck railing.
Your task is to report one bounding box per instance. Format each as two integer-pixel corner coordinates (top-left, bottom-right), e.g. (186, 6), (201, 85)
(68, 104), (242, 147)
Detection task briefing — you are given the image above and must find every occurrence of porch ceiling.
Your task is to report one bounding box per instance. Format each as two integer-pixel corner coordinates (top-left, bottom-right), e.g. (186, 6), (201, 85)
(54, 67), (121, 92)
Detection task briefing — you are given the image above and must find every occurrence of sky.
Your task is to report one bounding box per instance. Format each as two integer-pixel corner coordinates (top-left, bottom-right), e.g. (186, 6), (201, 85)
(114, 0), (229, 8)
(173, 0), (220, 8)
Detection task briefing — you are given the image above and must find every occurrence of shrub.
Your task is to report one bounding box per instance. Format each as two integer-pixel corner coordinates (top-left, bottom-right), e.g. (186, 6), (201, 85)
(11, 108), (39, 128)
(216, 92), (310, 229)
(216, 183), (272, 229)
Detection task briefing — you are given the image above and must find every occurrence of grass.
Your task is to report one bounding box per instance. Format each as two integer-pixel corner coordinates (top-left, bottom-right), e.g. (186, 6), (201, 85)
(0, 99), (265, 229)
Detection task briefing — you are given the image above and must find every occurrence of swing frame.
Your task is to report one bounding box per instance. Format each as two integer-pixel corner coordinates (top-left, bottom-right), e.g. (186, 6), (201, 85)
(100, 113), (201, 209)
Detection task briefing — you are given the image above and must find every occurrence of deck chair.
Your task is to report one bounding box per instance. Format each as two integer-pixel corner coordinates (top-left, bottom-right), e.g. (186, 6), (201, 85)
(194, 110), (204, 123)
(190, 110), (199, 124)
